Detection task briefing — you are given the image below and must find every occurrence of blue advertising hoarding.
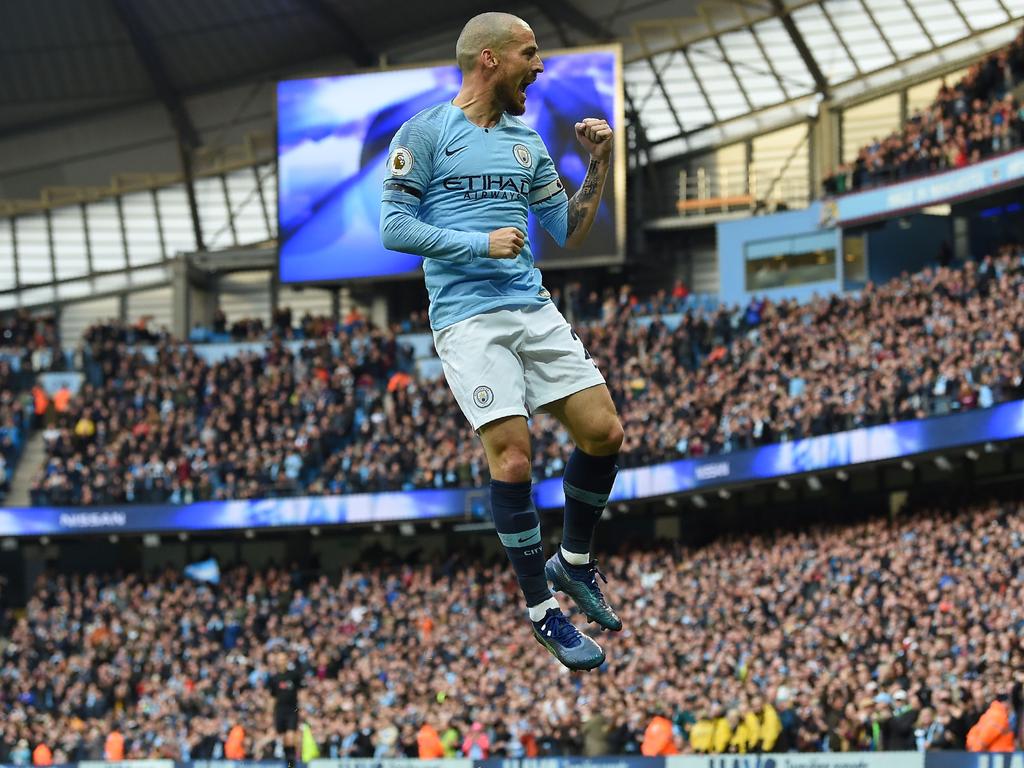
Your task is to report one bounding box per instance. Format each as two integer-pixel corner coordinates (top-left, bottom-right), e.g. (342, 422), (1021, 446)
(827, 148), (1024, 227)
(2, 751), (1023, 768)
(0, 487), (488, 536)
(667, 756), (918, 768)
(533, 398), (1024, 509)
(926, 755), (1024, 768)
(3, 400), (1022, 536)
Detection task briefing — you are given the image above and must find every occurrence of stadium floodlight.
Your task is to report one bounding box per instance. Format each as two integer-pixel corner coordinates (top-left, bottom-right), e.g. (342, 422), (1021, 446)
(372, 524), (384, 534)
(665, 497), (678, 508)
(310, 526), (321, 537)
(1, 538), (16, 551)
(143, 534), (160, 548)
(430, 520), (442, 530)
(984, 442), (997, 454)
(934, 456), (953, 471)
(836, 470), (849, 481)
(717, 489), (731, 500)
(616, 503), (628, 513)
(777, 479), (791, 491)
(399, 523), (415, 537)
(244, 528), (256, 539)
(692, 494), (707, 509)
(901, 460), (915, 472)
(807, 476), (823, 492)
(40, 536), (50, 545)
(965, 449), (980, 461)
(108, 534), (119, 544)
(178, 532), (189, 542)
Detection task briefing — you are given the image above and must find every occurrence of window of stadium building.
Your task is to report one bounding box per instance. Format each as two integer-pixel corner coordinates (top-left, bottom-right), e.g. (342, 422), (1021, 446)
(843, 234), (868, 289)
(744, 231), (837, 291)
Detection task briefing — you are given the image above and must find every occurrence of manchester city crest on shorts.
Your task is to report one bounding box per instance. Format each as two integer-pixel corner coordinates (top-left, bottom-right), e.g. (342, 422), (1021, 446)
(512, 144), (533, 169)
(473, 386), (494, 408)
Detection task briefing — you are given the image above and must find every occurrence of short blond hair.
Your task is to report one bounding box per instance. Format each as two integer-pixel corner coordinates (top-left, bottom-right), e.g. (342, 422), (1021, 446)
(455, 12), (530, 73)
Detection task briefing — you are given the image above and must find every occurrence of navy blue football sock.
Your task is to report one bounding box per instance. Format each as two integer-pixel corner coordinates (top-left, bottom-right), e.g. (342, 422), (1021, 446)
(561, 448), (618, 557)
(490, 479), (552, 607)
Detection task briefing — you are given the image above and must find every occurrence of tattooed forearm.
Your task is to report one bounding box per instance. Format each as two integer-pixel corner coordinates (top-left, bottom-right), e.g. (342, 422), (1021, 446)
(566, 159), (604, 239)
(567, 199), (585, 237)
(577, 159), (601, 200)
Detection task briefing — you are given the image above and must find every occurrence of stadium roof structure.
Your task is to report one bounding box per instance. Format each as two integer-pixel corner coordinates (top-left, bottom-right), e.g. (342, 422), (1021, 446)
(626, 0), (1024, 160)
(1, 0), (1023, 311)
(4, 0), (1023, 157)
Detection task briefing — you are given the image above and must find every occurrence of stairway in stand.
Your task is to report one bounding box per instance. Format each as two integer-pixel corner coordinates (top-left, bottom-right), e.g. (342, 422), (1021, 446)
(6, 430), (46, 507)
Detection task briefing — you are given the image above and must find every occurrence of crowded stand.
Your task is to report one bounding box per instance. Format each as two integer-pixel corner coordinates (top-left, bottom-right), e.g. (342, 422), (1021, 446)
(0, 311), (62, 499)
(187, 308), (350, 344)
(2, 497), (1024, 760)
(8, 6), (1024, 767)
(822, 28), (1024, 196)
(26, 244), (1024, 507)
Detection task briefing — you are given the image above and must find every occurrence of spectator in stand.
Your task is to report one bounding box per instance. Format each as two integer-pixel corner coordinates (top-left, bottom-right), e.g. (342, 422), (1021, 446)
(966, 695), (1015, 752)
(461, 723), (490, 760)
(884, 691), (919, 750)
(0, 312), (58, 493)
(417, 721), (445, 759)
(640, 711), (678, 756)
(824, 29), (1024, 196)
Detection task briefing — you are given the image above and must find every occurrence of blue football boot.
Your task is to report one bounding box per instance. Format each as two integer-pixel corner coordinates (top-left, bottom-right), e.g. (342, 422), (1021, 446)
(531, 607), (605, 671)
(545, 552), (623, 631)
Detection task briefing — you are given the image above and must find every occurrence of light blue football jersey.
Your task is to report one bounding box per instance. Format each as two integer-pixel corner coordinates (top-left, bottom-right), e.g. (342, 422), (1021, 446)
(379, 102), (569, 330)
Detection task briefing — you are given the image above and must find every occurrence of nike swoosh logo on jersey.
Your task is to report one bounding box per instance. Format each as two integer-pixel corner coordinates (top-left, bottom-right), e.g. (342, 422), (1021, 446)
(445, 145), (467, 157)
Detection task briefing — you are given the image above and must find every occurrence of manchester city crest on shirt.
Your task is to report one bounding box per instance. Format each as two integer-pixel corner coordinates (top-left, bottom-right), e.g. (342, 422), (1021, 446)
(512, 144), (533, 169)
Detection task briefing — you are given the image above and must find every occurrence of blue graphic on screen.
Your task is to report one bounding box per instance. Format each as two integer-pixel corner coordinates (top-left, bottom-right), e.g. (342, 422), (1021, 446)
(277, 51), (619, 282)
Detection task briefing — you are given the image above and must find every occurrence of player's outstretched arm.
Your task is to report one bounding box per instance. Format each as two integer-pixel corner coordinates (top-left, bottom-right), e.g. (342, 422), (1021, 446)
(380, 198), (490, 262)
(380, 200), (523, 261)
(564, 118), (613, 250)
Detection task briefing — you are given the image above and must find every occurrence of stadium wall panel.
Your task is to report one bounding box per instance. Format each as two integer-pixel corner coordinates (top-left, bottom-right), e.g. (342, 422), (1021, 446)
(863, 213), (952, 285)
(127, 286), (174, 331)
(58, 296), (120, 341)
(716, 203), (843, 306)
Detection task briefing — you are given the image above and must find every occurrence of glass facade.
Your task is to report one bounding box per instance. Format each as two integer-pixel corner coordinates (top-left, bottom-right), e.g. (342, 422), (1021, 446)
(745, 230), (838, 290)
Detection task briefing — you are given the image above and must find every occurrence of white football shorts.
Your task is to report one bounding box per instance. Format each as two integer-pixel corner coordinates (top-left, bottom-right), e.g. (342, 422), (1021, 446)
(432, 302), (607, 431)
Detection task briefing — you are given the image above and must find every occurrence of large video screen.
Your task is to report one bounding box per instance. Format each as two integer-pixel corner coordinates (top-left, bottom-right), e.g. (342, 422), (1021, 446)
(277, 47), (623, 283)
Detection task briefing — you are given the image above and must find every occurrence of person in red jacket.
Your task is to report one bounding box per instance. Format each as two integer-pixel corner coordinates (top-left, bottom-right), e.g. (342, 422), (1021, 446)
(641, 712), (679, 756)
(967, 695), (1015, 752)
(417, 722), (445, 759)
(104, 727), (125, 761)
(32, 742), (53, 767)
(224, 725), (246, 761)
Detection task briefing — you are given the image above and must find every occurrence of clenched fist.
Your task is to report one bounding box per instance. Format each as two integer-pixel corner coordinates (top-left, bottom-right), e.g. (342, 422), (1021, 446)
(488, 227), (525, 259)
(575, 118), (613, 160)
